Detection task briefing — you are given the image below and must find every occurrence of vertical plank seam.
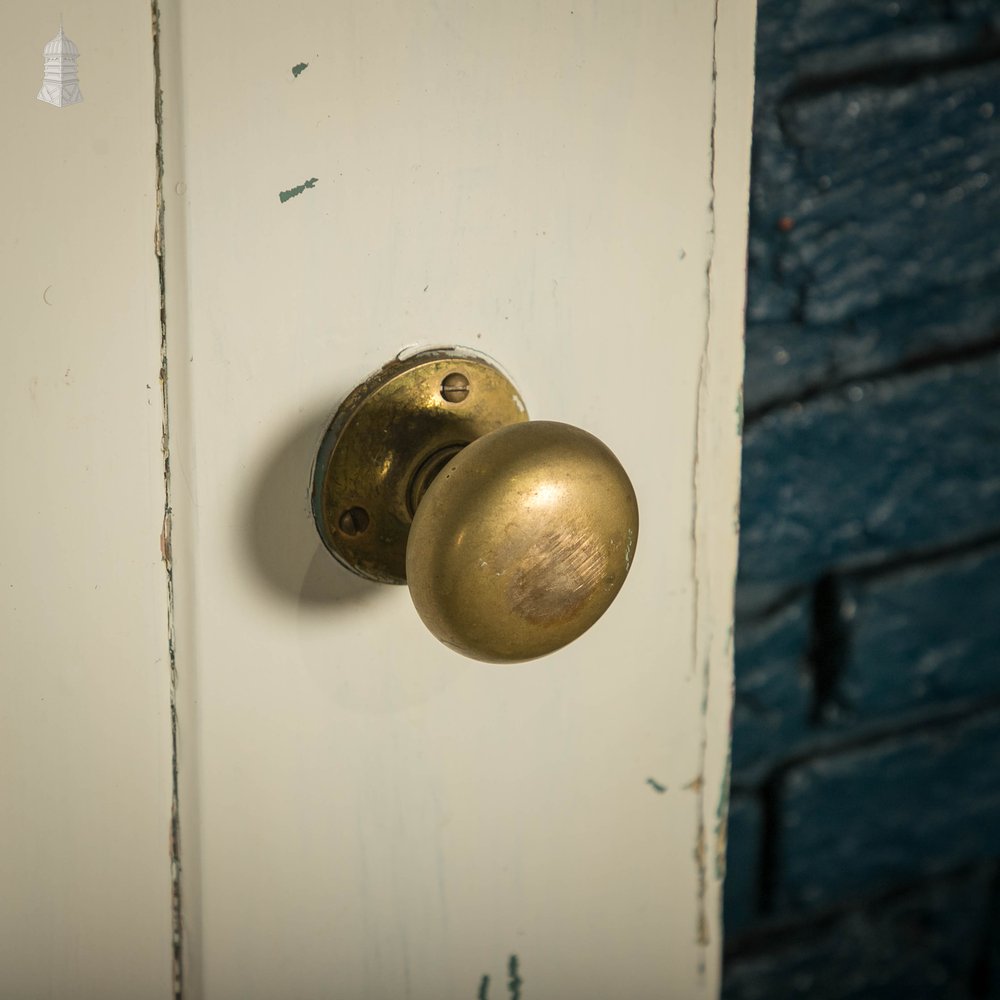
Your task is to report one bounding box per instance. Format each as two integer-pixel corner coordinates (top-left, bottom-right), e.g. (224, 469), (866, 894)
(152, 2), (183, 996)
(690, 0), (722, 972)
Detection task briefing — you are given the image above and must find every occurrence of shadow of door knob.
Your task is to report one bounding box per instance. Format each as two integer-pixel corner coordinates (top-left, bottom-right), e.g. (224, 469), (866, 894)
(312, 348), (638, 662)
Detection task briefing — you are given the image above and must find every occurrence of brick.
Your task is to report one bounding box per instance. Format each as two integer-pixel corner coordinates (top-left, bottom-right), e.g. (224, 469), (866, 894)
(839, 545), (1000, 719)
(732, 599), (813, 780)
(756, 0), (959, 63)
(739, 354), (1000, 587)
(775, 708), (1000, 910)
(723, 868), (992, 1000)
(743, 322), (837, 415)
(747, 4), (1000, 327)
(753, 0), (997, 92)
(790, 22), (996, 85)
(775, 62), (1000, 326)
(724, 794), (764, 937)
(743, 280), (1000, 414)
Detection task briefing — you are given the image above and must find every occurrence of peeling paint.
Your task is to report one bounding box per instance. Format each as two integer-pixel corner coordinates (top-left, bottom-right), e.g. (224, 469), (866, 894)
(508, 955), (522, 1000)
(278, 177), (318, 203)
(160, 518), (172, 566)
(291, 61), (308, 77)
(694, 825), (710, 944)
(689, 0), (723, 966)
(714, 750), (732, 881)
(151, 2), (182, 996)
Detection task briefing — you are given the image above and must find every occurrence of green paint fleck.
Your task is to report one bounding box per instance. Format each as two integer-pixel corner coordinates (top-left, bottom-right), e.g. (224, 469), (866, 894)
(716, 754), (731, 821)
(278, 177), (318, 203)
(478, 975), (490, 1000)
(508, 956), (522, 1000)
(715, 751), (733, 879)
(292, 62), (309, 77)
(647, 777), (667, 793)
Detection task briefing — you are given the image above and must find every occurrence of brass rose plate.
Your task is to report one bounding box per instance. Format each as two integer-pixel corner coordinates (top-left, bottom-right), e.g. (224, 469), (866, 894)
(312, 349), (528, 585)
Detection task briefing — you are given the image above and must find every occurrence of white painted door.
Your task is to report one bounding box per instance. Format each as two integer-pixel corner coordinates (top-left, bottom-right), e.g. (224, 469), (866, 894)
(2, 3), (755, 998)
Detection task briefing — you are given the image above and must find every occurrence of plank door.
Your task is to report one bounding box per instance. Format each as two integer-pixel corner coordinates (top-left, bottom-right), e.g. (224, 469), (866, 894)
(159, 2), (757, 998)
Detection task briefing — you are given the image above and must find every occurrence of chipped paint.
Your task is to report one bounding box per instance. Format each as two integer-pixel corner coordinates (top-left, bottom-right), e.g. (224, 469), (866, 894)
(688, 0), (723, 967)
(624, 526), (634, 571)
(278, 177), (318, 203)
(714, 749), (732, 880)
(476, 957), (521, 999)
(508, 956), (522, 1000)
(291, 61), (308, 77)
(694, 826), (710, 944)
(151, 2), (182, 995)
(396, 342), (426, 361)
(160, 518), (172, 565)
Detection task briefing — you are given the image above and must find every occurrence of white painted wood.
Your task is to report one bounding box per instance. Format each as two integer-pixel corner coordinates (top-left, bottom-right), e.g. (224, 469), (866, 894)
(160, 2), (755, 997)
(0, 4), (174, 997)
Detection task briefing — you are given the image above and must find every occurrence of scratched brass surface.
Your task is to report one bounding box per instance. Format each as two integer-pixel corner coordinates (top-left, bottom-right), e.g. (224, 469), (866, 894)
(406, 421), (639, 662)
(312, 350), (528, 583)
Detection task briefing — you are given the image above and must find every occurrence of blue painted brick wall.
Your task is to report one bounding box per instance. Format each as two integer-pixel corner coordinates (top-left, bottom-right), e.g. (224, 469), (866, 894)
(743, 282), (1000, 414)
(723, 795), (764, 937)
(725, 0), (1000, 995)
(747, 0), (1000, 329)
(776, 63), (1000, 326)
(839, 544), (1000, 719)
(740, 356), (1000, 589)
(776, 708), (1000, 910)
(731, 598), (811, 781)
(724, 868), (993, 1000)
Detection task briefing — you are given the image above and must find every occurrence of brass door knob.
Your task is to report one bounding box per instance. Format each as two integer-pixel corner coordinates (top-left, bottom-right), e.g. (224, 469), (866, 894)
(312, 349), (638, 662)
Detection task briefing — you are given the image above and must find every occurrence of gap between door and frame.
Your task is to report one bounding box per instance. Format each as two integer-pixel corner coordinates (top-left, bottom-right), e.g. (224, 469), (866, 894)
(152, 2), (183, 997)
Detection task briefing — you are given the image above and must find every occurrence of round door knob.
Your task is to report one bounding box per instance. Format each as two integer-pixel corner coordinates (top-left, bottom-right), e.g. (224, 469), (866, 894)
(407, 421), (637, 661)
(312, 349), (638, 663)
